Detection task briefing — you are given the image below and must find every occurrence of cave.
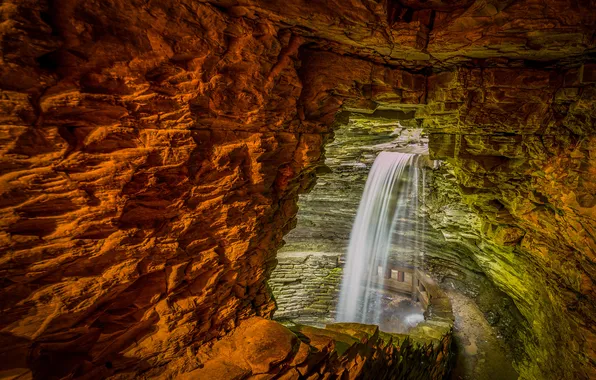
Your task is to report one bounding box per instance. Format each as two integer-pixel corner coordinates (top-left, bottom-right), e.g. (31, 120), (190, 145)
(0, 0), (594, 379)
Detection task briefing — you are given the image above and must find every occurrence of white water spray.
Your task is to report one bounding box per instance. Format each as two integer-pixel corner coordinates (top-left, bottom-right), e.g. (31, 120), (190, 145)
(336, 151), (423, 325)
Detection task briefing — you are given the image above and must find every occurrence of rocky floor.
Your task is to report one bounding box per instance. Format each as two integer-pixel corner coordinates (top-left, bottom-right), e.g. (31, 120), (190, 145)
(284, 292), (426, 334)
(447, 291), (519, 380)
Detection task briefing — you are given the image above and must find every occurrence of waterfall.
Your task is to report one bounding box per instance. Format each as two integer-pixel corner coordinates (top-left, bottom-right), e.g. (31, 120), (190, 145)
(336, 151), (422, 325)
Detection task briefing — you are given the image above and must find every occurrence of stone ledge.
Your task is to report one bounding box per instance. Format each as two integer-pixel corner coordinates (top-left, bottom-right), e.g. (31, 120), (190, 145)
(184, 316), (453, 380)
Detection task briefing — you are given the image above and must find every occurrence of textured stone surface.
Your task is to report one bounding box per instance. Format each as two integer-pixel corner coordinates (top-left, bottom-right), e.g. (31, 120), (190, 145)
(219, 0), (596, 66)
(0, 0), (595, 379)
(0, 2), (322, 377)
(423, 66), (596, 379)
(269, 253), (342, 321)
(180, 317), (452, 380)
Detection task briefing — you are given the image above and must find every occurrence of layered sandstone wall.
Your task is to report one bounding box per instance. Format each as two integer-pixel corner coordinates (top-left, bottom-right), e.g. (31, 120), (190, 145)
(269, 253), (342, 321)
(1, 2), (324, 377)
(423, 66), (596, 379)
(277, 116), (409, 255)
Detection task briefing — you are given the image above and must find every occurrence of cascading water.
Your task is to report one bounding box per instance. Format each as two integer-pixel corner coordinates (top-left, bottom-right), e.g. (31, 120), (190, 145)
(336, 151), (423, 327)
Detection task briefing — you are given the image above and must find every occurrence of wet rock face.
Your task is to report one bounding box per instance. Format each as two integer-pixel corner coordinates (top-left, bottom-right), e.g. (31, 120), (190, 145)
(0, 0), (595, 379)
(269, 253), (342, 322)
(424, 67), (596, 379)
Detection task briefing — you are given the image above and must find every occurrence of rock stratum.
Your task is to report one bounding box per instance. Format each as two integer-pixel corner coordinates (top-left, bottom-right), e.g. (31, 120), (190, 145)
(0, 0), (594, 379)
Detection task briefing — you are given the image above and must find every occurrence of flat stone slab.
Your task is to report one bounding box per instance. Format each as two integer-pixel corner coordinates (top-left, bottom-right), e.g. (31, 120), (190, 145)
(276, 251), (343, 258)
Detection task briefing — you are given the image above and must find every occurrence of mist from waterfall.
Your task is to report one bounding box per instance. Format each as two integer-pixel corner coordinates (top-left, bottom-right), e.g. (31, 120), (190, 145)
(336, 151), (423, 325)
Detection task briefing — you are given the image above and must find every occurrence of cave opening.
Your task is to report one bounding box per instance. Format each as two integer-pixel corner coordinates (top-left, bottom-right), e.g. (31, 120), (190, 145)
(270, 113), (433, 333)
(269, 111), (522, 379)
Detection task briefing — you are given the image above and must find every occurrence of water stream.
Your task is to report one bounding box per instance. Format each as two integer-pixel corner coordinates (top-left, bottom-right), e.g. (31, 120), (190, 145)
(336, 151), (423, 328)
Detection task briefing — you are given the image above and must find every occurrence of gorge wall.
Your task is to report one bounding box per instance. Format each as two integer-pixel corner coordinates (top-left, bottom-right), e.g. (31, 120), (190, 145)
(0, 0), (595, 379)
(423, 67), (596, 379)
(270, 252), (341, 322)
(277, 115), (408, 255)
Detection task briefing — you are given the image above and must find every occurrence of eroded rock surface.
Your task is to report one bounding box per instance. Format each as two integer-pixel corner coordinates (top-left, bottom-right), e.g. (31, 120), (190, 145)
(424, 66), (596, 379)
(184, 317), (451, 380)
(270, 252), (342, 322)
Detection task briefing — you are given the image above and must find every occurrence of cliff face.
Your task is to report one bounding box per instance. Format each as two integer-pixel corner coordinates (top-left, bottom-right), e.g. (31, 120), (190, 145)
(424, 67), (596, 379)
(0, 0), (594, 379)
